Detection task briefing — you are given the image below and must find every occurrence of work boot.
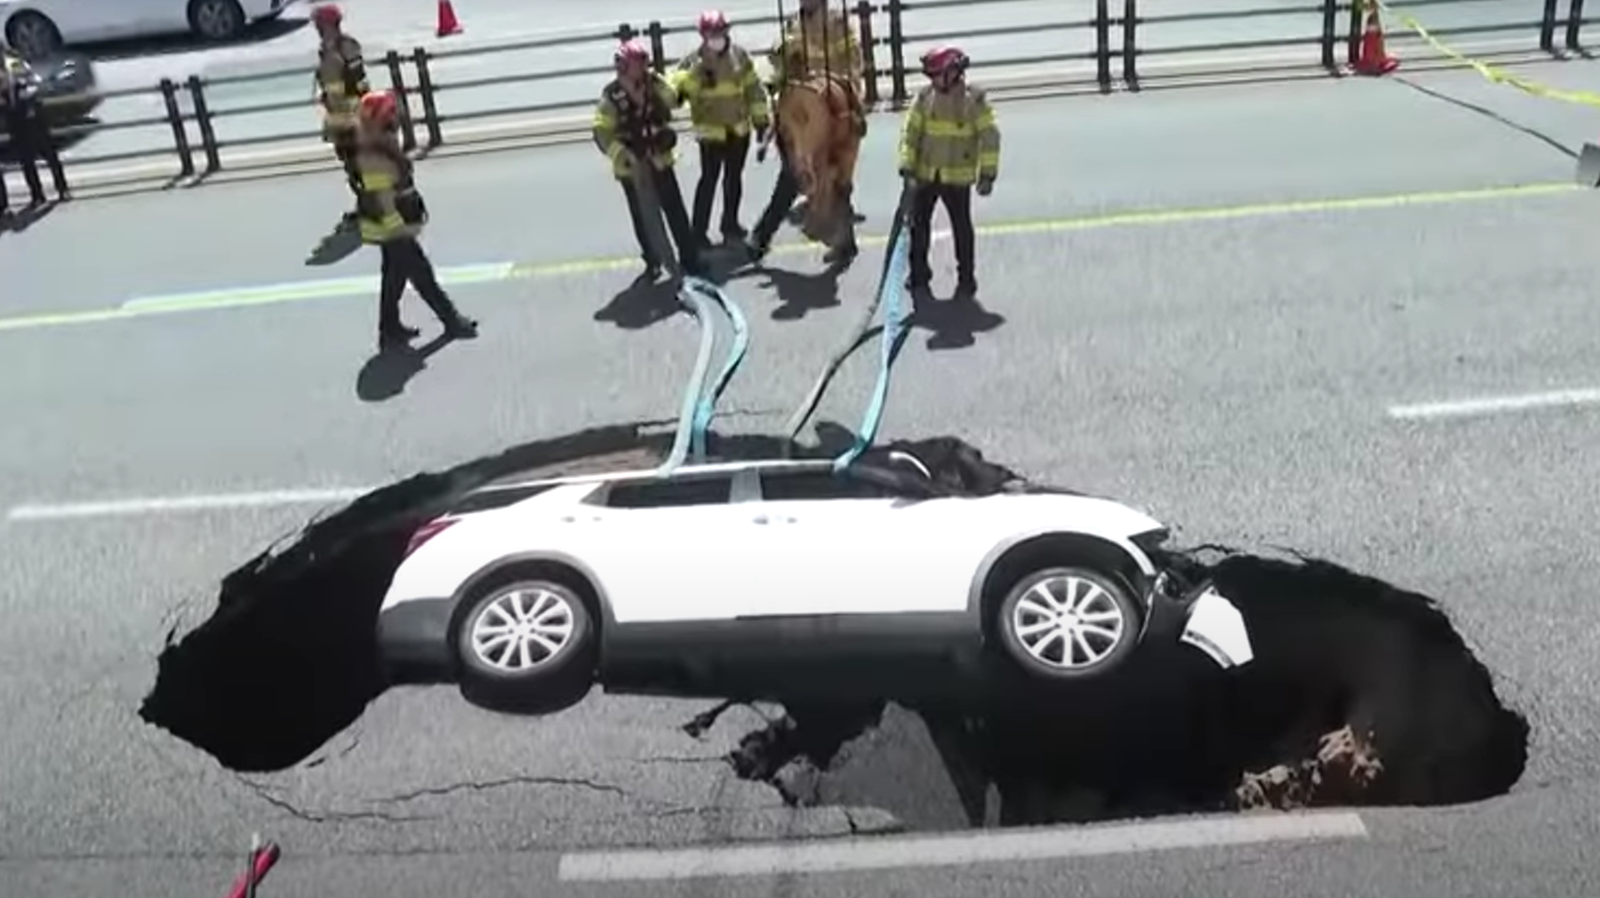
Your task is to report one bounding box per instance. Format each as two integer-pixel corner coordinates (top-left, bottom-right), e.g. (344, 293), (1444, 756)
(823, 236), (858, 267)
(443, 314), (479, 339)
(378, 325), (419, 350)
(955, 275), (978, 299)
(721, 221), (747, 242)
(744, 233), (772, 263)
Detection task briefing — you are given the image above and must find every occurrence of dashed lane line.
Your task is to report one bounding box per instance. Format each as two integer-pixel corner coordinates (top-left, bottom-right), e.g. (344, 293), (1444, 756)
(0, 181), (1576, 336)
(555, 812), (1371, 881)
(1388, 386), (1600, 421)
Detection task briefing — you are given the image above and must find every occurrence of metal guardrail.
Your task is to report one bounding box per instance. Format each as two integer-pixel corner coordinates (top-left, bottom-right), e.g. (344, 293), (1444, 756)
(10, 0), (1597, 185)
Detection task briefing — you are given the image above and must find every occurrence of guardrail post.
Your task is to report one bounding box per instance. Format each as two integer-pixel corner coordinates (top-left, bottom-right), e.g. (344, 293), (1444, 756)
(385, 49), (417, 152)
(886, 0), (906, 106)
(410, 48), (443, 147)
(855, 1), (880, 105)
(185, 75), (220, 173)
(1541, 0), (1559, 50)
(1320, 0), (1338, 69)
(647, 21), (667, 73)
(1121, 0), (1138, 88)
(1347, 0), (1363, 67)
(1566, 0), (1585, 49)
(158, 77), (194, 178)
(1093, 0), (1111, 92)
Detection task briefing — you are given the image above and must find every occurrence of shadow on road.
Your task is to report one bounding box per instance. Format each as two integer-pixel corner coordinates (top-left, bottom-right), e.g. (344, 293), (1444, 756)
(0, 199), (58, 234)
(354, 334), (454, 402)
(907, 290), (1006, 350)
(594, 275), (682, 330)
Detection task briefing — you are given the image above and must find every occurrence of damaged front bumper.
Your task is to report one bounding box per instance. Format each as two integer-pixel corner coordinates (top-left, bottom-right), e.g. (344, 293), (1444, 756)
(1150, 571), (1255, 670)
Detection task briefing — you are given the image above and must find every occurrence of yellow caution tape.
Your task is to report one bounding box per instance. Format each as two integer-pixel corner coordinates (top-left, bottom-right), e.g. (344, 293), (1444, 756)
(1366, 0), (1600, 107)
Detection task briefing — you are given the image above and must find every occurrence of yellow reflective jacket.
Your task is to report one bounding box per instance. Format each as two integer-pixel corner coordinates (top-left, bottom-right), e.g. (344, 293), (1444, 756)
(669, 45), (769, 142)
(768, 10), (861, 92)
(897, 83), (1000, 186)
(354, 124), (419, 244)
(316, 35), (369, 135)
(592, 73), (680, 180)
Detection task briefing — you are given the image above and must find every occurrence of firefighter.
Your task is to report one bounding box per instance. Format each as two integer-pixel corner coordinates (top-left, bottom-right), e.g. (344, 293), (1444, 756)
(897, 46), (999, 299)
(0, 45), (70, 215)
(769, 0), (865, 137)
(669, 10), (770, 245)
(352, 90), (478, 349)
(311, 3), (369, 221)
(594, 40), (703, 279)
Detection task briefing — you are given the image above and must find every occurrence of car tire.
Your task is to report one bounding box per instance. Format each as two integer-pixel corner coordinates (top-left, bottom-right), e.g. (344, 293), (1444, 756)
(5, 11), (63, 60)
(188, 0), (247, 42)
(994, 566), (1141, 681)
(453, 578), (597, 712)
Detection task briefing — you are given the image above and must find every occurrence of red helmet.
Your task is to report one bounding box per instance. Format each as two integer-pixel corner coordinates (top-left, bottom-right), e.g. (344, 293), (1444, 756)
(359, 90), (397, 123)
(697, 10), (729, 34)
(920, 45), (969, 76)
(310, 3), (342, 27)
(614, 39), (650, 69)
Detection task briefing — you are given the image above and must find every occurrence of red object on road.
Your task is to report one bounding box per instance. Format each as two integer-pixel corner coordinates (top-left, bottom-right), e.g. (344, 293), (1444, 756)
(1353, 9), (1398, 76)
(437, 0), (462, 37)
(224, 842), (281, 898)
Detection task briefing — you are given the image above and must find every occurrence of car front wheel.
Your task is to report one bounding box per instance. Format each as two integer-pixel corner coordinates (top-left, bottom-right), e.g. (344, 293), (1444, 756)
(5, 11), (62, 59)
(995, 566), (1141, 680)
(454, 579), (597, 711)
(188, 0), (246, 41)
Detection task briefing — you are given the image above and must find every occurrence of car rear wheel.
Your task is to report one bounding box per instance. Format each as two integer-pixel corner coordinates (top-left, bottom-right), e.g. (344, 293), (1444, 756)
(5, 11), (62, 59)
(995, 566), (1141, 680)
(188, 0), (246, 42)
(454, 578), (597, 711)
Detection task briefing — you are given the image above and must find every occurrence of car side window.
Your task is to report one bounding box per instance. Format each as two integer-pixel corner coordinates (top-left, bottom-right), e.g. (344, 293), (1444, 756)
(600, 476), (732, 509)
(759, 471), (900, 501)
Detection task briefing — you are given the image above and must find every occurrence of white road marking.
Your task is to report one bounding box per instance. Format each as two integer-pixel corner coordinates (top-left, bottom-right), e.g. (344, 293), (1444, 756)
(556, 812), (1369, 882)
(5, 487), (373, 522)
(1387, 387), (1600, 421)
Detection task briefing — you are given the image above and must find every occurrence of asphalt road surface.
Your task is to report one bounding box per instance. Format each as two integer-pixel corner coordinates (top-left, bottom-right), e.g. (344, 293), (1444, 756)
(5, 60), (1600, 896)
(60, 0), (1548, 167)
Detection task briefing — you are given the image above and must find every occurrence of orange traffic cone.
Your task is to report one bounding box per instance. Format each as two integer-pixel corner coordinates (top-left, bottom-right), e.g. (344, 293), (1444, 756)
(1354, 9), (1398, 75)
(436, 0), (461, 37)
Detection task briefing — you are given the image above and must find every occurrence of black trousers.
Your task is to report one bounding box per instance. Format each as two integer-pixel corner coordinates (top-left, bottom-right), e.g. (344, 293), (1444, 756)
(752, 136), (799, 245)
(620, 165), (700, 270)
(379, 237), (461, 333)
(908, 181), (976, 287)
(691, 133), (750, 238)
(1, 109), (68, 207)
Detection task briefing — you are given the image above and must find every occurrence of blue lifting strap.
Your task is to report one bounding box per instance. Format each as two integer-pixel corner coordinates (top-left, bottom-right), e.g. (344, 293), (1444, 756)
(832, 185), (914, 471)
(684, 276), (750, 461)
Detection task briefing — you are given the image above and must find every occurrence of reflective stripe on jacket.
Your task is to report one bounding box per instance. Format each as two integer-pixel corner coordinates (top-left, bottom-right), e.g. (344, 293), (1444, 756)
(669, 45), (769, 142)
(592, 74), (680, 180)
(897, 84), (999, 186)
(769, 11), (861, 90)
(354, 126), (417, 244)
(317, 36), (369, 131)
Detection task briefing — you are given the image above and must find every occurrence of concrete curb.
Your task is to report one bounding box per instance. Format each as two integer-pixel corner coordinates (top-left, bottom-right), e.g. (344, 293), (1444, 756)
(10, 44), (1573, 202)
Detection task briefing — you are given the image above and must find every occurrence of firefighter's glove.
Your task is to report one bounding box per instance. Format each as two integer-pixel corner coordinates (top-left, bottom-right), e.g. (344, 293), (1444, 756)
(976, 176), (995, 196)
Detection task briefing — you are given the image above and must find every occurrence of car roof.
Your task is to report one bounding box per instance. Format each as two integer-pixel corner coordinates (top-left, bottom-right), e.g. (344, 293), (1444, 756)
(471, 457), (844, 496)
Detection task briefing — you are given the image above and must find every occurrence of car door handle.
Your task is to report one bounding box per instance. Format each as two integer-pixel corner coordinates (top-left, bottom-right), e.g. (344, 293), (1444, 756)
(752, 515), (797, 525)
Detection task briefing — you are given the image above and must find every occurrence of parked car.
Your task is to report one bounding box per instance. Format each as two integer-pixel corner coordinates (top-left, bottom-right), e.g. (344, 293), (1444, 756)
(376, 453), (1255, 711)
(1, 0), (302, 59)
